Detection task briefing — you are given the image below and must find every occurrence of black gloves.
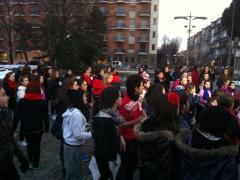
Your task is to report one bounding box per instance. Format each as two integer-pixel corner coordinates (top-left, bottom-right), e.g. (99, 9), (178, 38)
(19, 156), (29, 173)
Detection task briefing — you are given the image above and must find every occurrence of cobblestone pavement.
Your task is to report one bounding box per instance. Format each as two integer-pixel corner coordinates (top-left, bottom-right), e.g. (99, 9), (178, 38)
(15, 133), (94, 180)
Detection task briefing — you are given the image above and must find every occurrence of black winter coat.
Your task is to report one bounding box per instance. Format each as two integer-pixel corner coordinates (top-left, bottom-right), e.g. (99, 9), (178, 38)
(0, 108), (25, 172)
(135, 117), (180, 180)
(92, 113), (121, 180)
(14, 99), (49, 135)
(176, 129), (239, 180)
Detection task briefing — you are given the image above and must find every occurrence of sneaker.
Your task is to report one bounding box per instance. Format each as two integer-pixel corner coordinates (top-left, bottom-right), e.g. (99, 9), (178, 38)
(18, 140), (28, 147)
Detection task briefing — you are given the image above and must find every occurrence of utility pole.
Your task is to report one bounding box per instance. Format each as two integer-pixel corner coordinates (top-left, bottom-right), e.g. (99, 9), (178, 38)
(174, 12), (207, 65)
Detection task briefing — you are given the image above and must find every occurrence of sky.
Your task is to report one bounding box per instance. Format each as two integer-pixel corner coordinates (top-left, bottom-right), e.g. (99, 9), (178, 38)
(158, 0), (232, 50)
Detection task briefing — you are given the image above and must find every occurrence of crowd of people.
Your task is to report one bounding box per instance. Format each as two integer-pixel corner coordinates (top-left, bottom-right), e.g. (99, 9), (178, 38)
(0, 63), (240, 180)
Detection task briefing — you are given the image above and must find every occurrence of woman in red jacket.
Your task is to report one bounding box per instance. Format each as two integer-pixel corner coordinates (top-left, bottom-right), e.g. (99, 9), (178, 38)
(92, 71), (113, 116)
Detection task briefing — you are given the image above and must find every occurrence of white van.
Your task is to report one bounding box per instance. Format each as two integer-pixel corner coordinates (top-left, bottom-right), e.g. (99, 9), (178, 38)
(111, 61), (122, 68)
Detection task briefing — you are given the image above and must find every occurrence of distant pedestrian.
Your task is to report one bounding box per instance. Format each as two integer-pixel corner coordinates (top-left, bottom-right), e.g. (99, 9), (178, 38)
(14, 81), (49, 172)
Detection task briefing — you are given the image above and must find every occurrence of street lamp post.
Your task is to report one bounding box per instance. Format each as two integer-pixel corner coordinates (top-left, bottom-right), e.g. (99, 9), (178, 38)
(174, 12), (207, 65)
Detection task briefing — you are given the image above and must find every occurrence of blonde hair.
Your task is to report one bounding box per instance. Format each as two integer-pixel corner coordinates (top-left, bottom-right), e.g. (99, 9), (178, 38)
(102, 73), (113, 85)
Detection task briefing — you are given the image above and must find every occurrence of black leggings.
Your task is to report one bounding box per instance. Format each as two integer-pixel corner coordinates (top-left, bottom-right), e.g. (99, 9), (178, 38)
(25, 133), (42, 168)
(122, 139), (138, 180)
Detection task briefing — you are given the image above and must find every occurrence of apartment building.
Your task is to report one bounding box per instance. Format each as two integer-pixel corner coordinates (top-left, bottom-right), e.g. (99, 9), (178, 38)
(97, 0), (159, 67)
(189, 18), (231, 66)
(0, 0), (159, 67)
(0, 0), (43, 62)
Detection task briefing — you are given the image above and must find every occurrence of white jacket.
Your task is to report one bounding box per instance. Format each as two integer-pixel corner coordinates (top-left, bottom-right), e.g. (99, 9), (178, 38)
(17, 86), (26, 102)
(62, 108), (92, 146)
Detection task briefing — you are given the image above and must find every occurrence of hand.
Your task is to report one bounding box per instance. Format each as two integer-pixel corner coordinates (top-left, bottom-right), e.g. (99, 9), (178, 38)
(120, 136), (126, 153)
(19, 156), (29, 173)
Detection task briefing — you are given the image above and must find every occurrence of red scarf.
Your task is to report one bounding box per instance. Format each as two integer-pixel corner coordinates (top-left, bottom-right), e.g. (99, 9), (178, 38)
(7, 80), (17, 91)
(24, 93), (43, 100)
(82, 73), (92, 85)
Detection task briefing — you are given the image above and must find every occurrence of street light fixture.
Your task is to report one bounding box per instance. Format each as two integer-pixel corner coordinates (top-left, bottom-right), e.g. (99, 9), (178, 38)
(174, 12), (207, 65)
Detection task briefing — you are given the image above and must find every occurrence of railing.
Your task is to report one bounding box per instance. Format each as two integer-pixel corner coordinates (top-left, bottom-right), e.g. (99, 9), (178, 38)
(139, 11), (150, 16)
(116, 11), (126, 16)
(115, 48), (126, 54)
(139, 36), (149, 42)
(116, 23), (125, 29)
(138, 49), (148, 54)
(115, 36), (125, 42)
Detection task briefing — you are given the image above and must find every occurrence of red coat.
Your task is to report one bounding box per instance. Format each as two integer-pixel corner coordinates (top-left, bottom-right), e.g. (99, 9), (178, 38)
(119, 94), (143, 140)
(82, 73), (93, 86)
(112, 74), (121, 84)
(191, 70), (200, 85)
(92, 79), (110, 96)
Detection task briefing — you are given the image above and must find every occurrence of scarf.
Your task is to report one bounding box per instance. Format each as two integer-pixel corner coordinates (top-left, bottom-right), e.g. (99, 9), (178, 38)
(7, 80), (17, 91)
(24, 93), (43, 100)
(101, 108), (125, 126)
(203, 87), (210, 101)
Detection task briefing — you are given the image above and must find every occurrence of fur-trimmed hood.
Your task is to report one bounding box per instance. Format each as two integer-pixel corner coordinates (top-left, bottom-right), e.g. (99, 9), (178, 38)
(175, 129), (239, 159)
(134, 122), (175, 142)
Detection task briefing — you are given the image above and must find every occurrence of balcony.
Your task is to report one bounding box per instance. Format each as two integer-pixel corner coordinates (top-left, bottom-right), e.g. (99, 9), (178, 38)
(116, 11), (126, 16)
(115, 48), (126, 55)
(139, 11), (150, 16)
(98, 0), (109, 2)
(116, 23), (125, 29)
(14, 13), (25, 17)
(115, 0), (127, 3)
(139, 24), (150, 29)
(139, 36), (149, 42)
(138, 49), (148, 55)
(115, 36), (125, 42)
(139, 0), (151, 3)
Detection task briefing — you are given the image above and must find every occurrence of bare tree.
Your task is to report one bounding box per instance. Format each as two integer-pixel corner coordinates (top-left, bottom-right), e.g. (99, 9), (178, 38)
(0, 1), (14, 63)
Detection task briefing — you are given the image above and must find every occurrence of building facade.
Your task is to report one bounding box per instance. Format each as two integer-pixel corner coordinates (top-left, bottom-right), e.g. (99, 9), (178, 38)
(189, 18), (240, 71)
(0, 0), (44, 62)
(98, 0), (159, 67)
(0, 0), (159, 67)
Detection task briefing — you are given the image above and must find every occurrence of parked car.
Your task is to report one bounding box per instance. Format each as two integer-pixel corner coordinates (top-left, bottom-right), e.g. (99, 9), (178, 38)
(111, 61), (122, 68)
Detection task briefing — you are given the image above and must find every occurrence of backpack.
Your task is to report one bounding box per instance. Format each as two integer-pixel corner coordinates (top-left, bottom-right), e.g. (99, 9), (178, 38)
(51, 114), (63, 140)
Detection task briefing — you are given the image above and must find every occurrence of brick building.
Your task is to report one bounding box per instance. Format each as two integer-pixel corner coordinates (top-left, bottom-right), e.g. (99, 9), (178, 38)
(0, 0), (159, 67)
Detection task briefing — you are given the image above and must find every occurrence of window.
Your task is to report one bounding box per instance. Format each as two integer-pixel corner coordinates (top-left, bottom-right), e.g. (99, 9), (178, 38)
(131, 57), (135, 63)
(129, 44), (134, 49)
(117, 6), (125, 14)
(14, 7), (24, 16)
(99, 7), (107, 15)
(129, 19), (135, 28)
(31, 6), (40, 15)
(152, 44), (155, 51)
(129, 6), (136, 18)
(129, 31), (135, 37)
(125, 57), (129, 62)
(31, 21), (40, 28)
(152, 31), (156, 38)
(151, 57), (154, 63)
(153, 18), (157, 25)
(117, 32), (124, 39)
(154, 5), (157, 11)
